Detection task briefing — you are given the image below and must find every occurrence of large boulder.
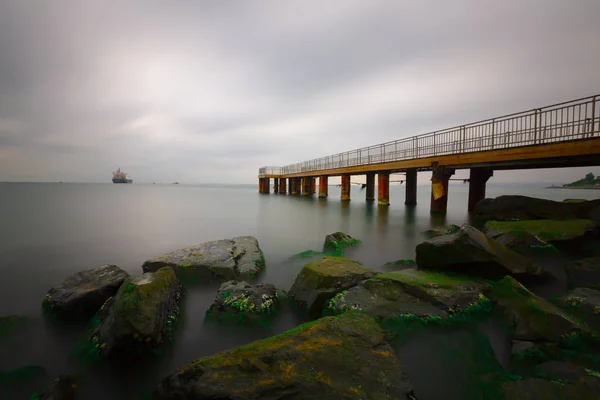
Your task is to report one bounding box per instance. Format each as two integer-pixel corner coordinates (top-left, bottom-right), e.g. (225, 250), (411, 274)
(415, 225), (545, 280)
(484, 219), (596, 242)
(486, 230), (554, 255)
(89, 267), (183, 362)
(474, 195), (600, 224)
(325, 269), (488, 319)
(556, 288), (600, 332)
(141, 236), (265, 283)
(323, 232), (361, 255)
(502, 377), (600, 400)
(288, 256), (376, 318)
(565, 257), (600, 289)
(42, 264), (130, 320)
(153, 311), (415, 399)
(0, 365), (47, 400)
(206, 280), (282, 322)
(486, 276), (587, 342)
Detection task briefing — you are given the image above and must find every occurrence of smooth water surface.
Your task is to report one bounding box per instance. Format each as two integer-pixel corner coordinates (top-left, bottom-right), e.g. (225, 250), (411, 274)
(0, 182), (598, 399)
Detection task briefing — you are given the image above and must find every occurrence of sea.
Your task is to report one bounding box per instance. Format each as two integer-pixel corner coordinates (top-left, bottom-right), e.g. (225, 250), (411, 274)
(0, 182), (598, 399)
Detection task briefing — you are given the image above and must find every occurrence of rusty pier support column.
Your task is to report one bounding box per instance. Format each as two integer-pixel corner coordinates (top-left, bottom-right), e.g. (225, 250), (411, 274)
(258, 178), (264, 193)
(430, 164), (455, 213)
(405, 168), (417, 205)
(302, 177), (311, 196)
(279, 178), (287, 194)
(378, 172), (390, 206)
(318, 176), (328, 198)
(273, 178), (279, 194)
(290, 178), (299, 195)
(365, 172), (375, 201)
(468, 168), (493, 211)
(310, 177), (316, 195)
(341, 174), (351, 201)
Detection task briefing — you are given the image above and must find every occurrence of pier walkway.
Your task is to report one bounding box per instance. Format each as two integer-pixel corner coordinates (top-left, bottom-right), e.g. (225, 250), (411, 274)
(258, 94), (600, 212)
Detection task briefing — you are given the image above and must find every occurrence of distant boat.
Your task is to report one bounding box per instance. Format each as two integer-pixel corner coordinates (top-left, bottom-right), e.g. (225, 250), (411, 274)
(112, 167), (133, 184)
(172, 182), (180, 185)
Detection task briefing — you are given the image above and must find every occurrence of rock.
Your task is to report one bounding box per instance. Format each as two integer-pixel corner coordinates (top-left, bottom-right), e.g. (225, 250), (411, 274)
(536, 360), (596, 382)
(556, 288), (600, 331)
(565, 257), (600, 289)
(502, 377), (600, 400)
(0, 315), (27, 339)
(30, 374), (77, 400)
(288, 256), (376, 318)
(486, 276), (587, 342)
(564, 199), (588, 203)
(89, 267), (183, 362)
(287, 250), (325, 261)
(474, 195), (600, 224)
(42, 264), (130, 320)
(206, 280), (282, 321)
(486, 230), (555, 255)
(323, 231), (361, 256)
(141, 236), (265, 283)
(153, 311), (415, 399)
(415, 225), (545, 280)
(484, 219), (596, 242)
(423, 224), (460, 238)
(381, 259), (416, 269)
(325, 279), (448, 320)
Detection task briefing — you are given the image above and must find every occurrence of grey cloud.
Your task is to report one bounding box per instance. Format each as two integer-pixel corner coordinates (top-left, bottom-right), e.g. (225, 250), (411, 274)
(0, 0), (599, 184)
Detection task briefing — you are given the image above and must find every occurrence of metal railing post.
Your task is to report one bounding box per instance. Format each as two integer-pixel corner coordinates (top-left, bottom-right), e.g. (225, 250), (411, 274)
(592, 96), (597, 137)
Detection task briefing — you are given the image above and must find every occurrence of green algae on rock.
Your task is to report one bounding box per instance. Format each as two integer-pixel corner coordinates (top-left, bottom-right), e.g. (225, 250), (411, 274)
(381, 259), (416, 269)
(486, 229), (555, 255)
(501, 376), (600, 400)
(484, 219), (596, 242)
(487, 276), (587, 342)
(565, 257), (600, 289)
(416, 225), (545, 280)
(322, 231), (361, 256)
(141, 236), (265, 283)
(152, 311), (416, 399)
(556, 288), (600, 332)
(88, 267), (183, 362)
(206, 280), (282, 323)
(288, 256), (376, 318)
(42, 264), (130, 321)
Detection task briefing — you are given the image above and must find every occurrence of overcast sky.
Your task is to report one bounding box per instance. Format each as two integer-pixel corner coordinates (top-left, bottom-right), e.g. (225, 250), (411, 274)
(0, 1), (599, 184)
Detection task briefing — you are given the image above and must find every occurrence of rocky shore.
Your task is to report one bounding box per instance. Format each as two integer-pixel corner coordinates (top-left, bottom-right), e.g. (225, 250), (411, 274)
(2, 197), (600, 399)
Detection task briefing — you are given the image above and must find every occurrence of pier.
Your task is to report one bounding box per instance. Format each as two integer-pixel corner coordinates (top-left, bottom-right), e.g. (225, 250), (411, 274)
(259, 95), (600, 213)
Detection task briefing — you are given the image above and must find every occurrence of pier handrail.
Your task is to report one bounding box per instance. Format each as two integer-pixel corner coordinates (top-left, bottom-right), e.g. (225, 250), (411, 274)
(259, 94), (600, 177)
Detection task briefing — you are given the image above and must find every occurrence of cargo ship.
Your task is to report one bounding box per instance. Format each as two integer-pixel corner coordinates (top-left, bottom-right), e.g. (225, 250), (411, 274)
(112, 168), (133, 184)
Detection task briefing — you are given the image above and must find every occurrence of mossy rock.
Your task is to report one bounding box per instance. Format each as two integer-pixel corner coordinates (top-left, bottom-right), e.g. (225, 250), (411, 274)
(484, 219), (596, 242)
(88, 267), (183, 362)
(474, 195), (600, 223)
(486, 230), (556, 256)
(142, 236), (265, 284)
(556, 288), (600, 332)
(323, 232), (361, 256)
(565, 257), (600, 289)
(0, 315), (27, 339)
(487, 276), (588, 342)
(372, 269), (489, 310)
(416, 225), (545, 280)
(0, 365), (46, 385)
(563, 199), (588, 203)
(152, 311), (416, 399)
(206, 280), (282, 324)
(288, 256), (376, 318)
(423, 224), (461, 238)
(324, 280), (448, 320)
(42, 264), (130, 321)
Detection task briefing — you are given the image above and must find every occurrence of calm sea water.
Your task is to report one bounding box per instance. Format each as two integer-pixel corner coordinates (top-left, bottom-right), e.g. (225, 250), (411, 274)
(0, 182), (598, 399)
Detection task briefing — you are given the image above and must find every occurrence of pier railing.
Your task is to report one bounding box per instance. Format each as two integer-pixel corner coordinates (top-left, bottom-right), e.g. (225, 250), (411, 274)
(259, 94), (600, 177)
